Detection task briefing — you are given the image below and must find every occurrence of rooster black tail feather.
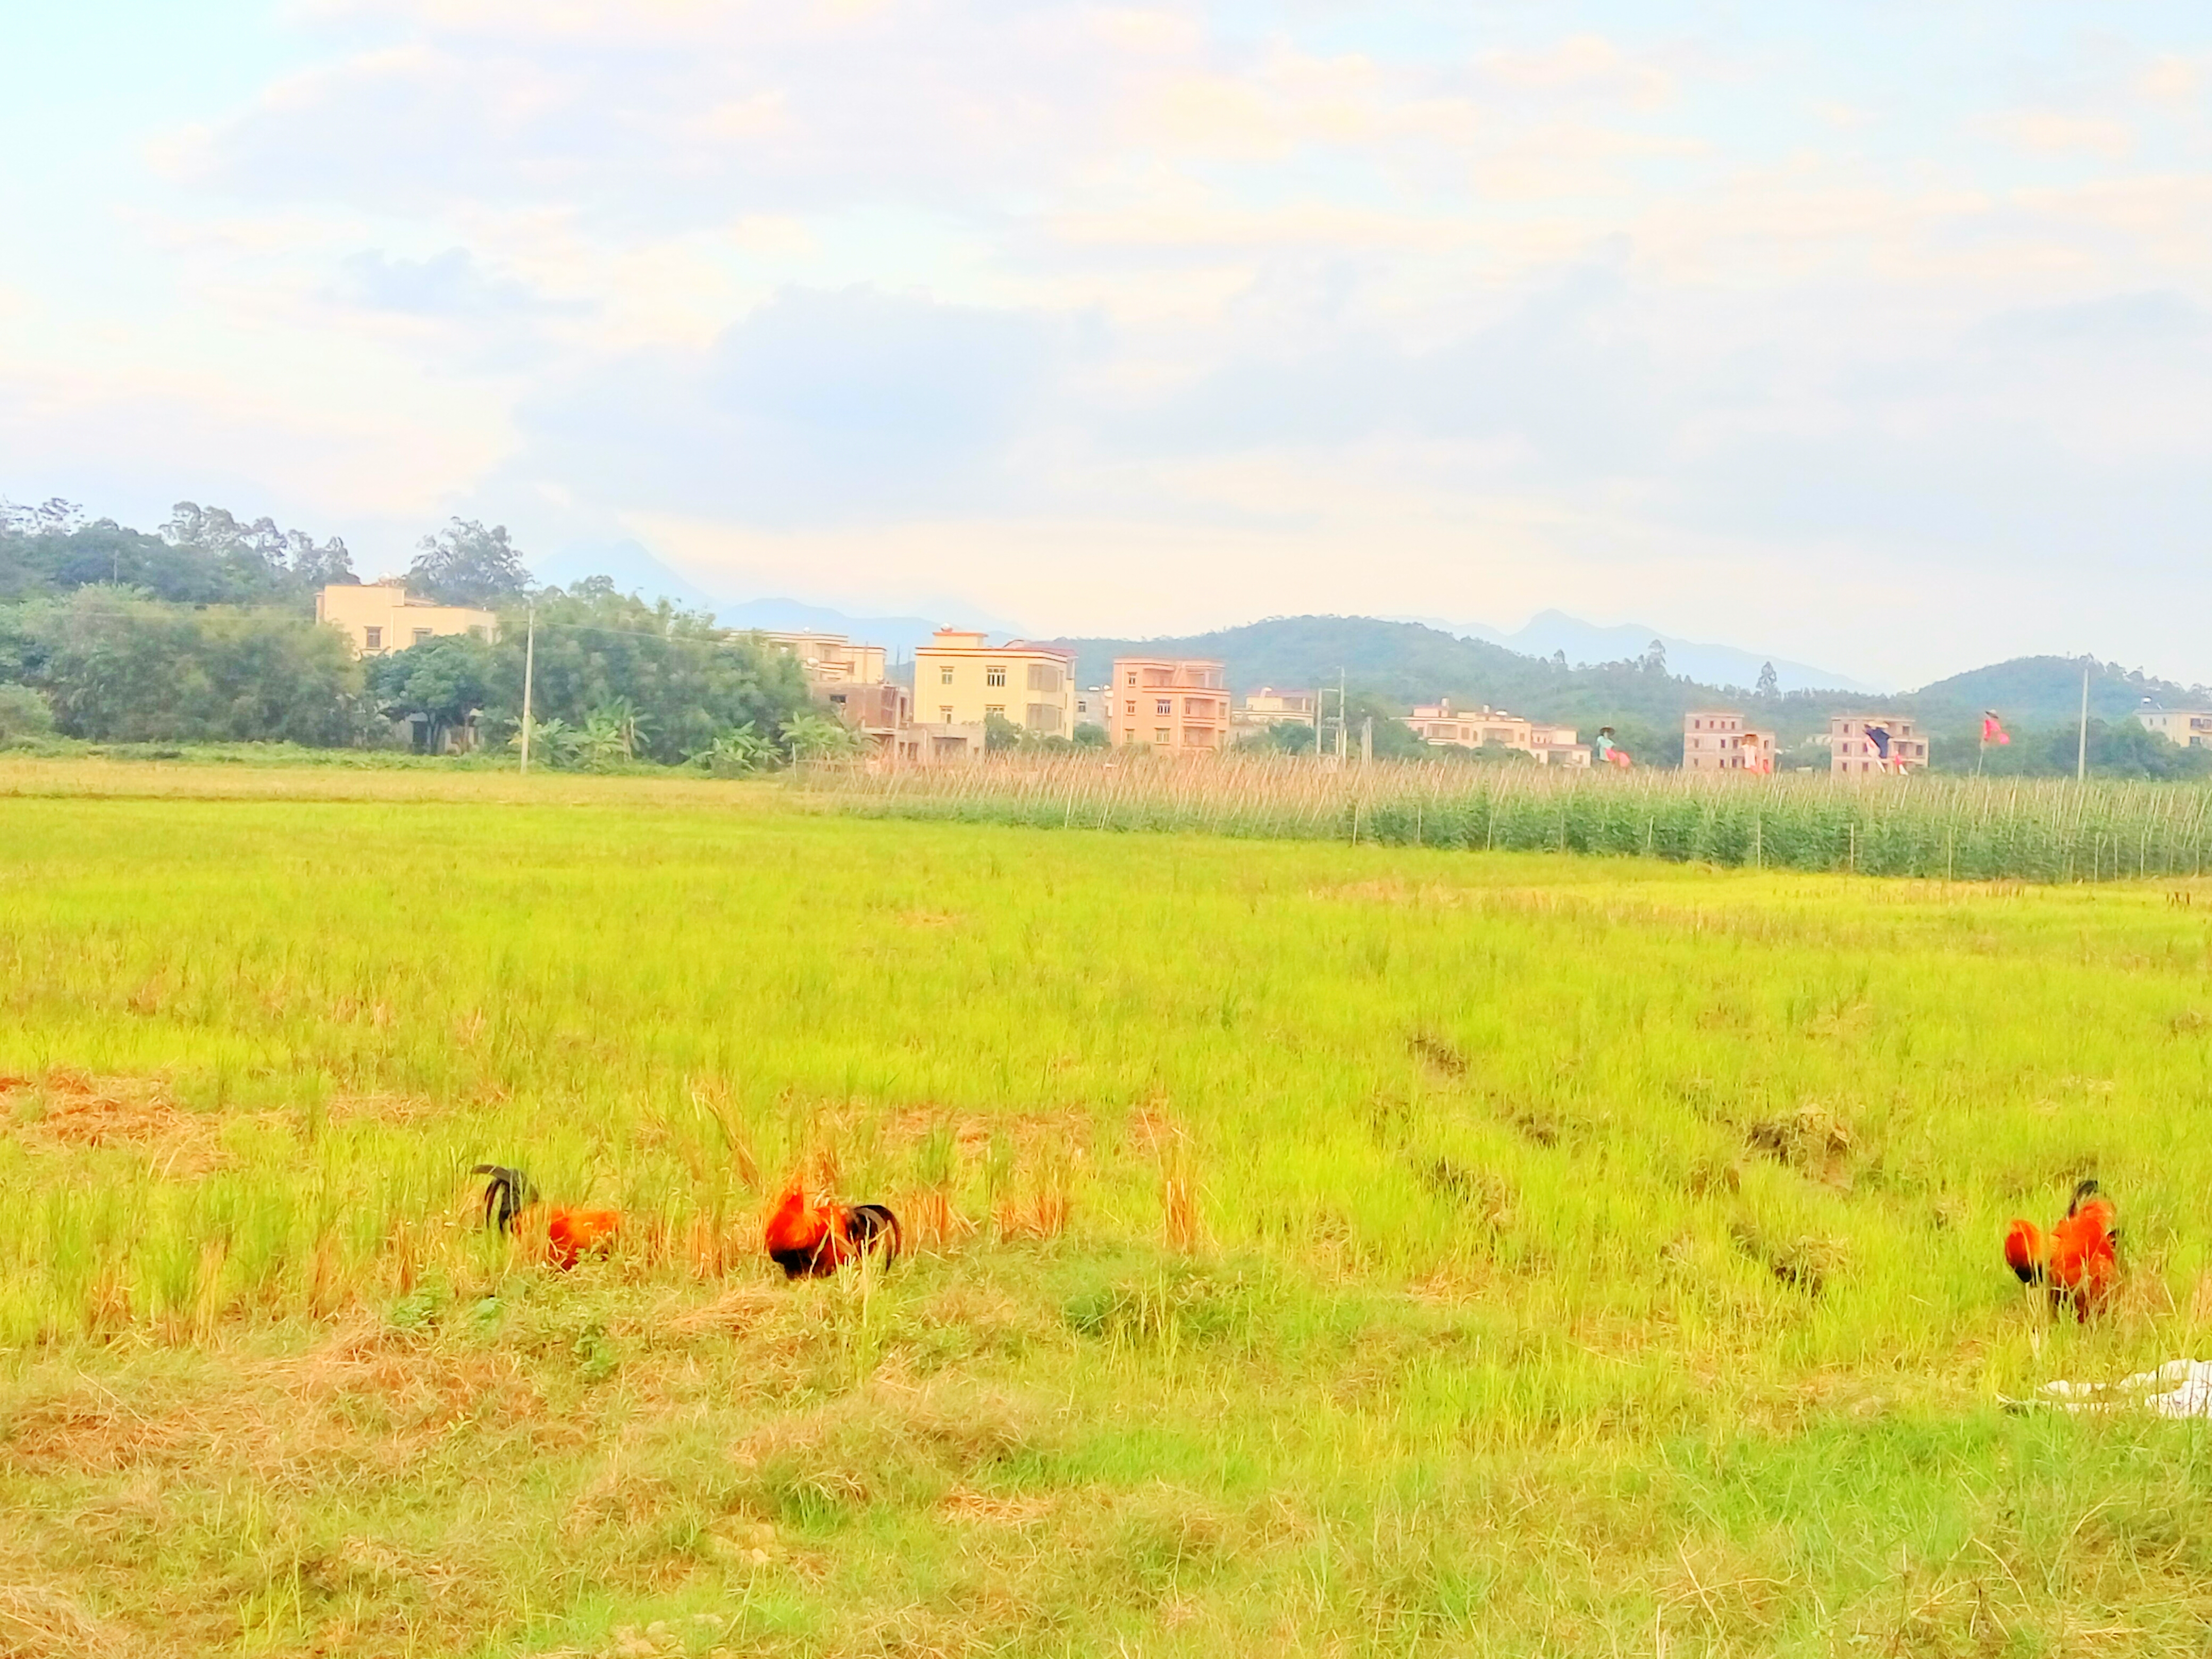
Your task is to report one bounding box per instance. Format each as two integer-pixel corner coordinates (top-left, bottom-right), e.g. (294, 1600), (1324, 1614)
(472, 1164), (539, 1234)
(848, 1203), (903, 1264)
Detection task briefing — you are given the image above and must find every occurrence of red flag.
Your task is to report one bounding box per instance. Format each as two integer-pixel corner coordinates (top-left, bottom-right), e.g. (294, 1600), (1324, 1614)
(1981, 711), (2010, 746)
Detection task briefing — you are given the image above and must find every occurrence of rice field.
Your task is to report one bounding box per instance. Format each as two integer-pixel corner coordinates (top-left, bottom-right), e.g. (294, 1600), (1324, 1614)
(807, 754), (2212, 883)
(6, 760), (2212, 1656)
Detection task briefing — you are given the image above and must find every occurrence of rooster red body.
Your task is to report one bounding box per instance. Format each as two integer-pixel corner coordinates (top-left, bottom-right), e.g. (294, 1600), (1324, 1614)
(2004, 1179), (2118, 1321)
(473, 1164), (624, 1270)
(763, 1180), (901, 1278)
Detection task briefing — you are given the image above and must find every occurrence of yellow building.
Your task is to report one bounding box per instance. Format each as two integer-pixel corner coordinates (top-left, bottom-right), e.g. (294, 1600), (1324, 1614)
(1682, 709), (1777, 773)
(317, 583), (498, 657)
(911, 629), (1075, 736)
(1231, 687), (1317, 743)
(1109, 657), (1230, 752)
(1404, 701), (1588, 766)
(2136, 708), (2212, 749)
(760, 630), (889, 686)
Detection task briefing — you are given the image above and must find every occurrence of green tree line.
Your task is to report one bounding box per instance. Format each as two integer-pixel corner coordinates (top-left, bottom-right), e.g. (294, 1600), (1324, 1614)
(0, 504), (828, 767)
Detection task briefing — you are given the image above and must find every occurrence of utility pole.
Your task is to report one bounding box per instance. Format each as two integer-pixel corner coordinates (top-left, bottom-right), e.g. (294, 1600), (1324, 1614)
(1361, 715), (1372, 766)
(519, 603), (536, 774)
(1336, 668), (1347, 764)
(2076, 664), (2089, 785)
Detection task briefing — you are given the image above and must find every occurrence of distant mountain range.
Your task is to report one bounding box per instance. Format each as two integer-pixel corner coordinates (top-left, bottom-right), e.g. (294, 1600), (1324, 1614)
(1398, 610), (1880, 696)
(525, 542), (2205, 741)
(526, 539), (1022, 657)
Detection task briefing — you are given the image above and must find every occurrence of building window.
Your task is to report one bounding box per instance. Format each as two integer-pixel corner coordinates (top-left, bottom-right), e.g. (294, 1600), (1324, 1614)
(1155, 699), (1171, 716)
(940, 666), (954, 684)
(985, 705), (1004, 716)
(1026, 664), (1060, 692)
(363, 626), (382, 650)
(1125, 701), (1136, 715)
(1125, 671), (1137, 686)
(939, 706), (953, 722)
(413, 628), (432, 645)
(986, 665), (1007, 687)
(1154, 728), (1171, 744)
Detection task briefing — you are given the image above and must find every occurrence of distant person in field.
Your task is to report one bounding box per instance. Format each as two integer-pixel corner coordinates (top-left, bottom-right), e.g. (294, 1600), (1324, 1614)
(1596, 727), (1631, 768)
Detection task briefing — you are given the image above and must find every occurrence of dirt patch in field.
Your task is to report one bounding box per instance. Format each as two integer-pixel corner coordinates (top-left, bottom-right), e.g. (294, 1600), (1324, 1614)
(0, 1583), (146, 1658)
(1743, 1103), (1856, 1189)
(2, 1071), (237, 1177)
(941, 1486), (1053, 1526)
(884, 1106), (1092, 1162)
(1, 1325), (557, 1481)
(1314, 878), (1475, 908)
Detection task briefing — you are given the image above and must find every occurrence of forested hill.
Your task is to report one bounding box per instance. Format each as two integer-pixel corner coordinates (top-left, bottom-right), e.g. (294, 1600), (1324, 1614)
(1907, 656), (2209, 729)
(1041, 615), (1851, 735)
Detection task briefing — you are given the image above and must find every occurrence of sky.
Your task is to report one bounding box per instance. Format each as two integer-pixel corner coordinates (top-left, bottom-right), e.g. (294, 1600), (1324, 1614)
(3, 1), (2210, 690)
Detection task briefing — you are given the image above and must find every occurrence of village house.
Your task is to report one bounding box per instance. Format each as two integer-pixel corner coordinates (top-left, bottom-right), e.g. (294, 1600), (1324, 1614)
(758, 629), (920, 759)
(1682, 708), (1778, 773)
(317, 583), (498, 657)
(1829, 714), (1928, 775)
(1231, 687), (1318, 743)
(2135, 707), (2212, 749)
(1404, 701), (1589, 766)
(912, 629), (1075, 739)
(1109, 657), (1231, 752)
(759, 630), (888, 686)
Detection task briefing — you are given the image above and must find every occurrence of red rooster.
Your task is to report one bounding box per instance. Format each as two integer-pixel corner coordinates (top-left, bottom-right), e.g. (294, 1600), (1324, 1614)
(473, 1164), (624, 1270)
(2004, 1178), (2118, 1321)
(763, 1179), (902, 1278)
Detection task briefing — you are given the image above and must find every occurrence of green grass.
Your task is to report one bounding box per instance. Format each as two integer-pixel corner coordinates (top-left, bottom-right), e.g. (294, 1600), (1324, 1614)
(5, 763), (2212, 1655)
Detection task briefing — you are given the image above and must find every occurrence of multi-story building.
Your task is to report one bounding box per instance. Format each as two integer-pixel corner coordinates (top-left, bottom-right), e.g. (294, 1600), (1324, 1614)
(1231, 687), (1318, 743)
(760, 630), (888, 686)
(2136, 708), (2212, 749)
(1073, 685), (1112, 734)
(1404, 701), (1589, 766)
(317, 583), (498, 657)
(1830, 714), (1928, 775)
(1682, 708), (1778, 773)
(821, 680), (912, 754)
(911, 629), (1075, 737)
(1108, 657), (1231, 752)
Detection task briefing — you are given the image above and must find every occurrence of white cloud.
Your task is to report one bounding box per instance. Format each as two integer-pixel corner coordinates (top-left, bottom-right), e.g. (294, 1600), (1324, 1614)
(11, 0), (2212, 684)
(1983, 111), (2136, 161)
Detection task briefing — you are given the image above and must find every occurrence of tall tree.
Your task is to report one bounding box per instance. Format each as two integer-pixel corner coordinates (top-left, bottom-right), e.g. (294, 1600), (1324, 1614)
(483, 585), (814, 761)
(1755, 660), (1779, 699)
(165, 501), (357, 592)
(409, 520), (531, 606)
(3, 587), (366, 743)
(365, 633), (501, 752)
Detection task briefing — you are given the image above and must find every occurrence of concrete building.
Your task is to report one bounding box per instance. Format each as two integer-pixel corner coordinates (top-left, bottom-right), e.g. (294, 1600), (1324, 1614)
(1231, 687), (1318, 743)
(822, 680), (912, 756)
(1830, 714), (1928, 775)
(2135, 708), (2212, 749)
(760, 630), (889, 687)
(912, 629), (1075, 737)
(1108, 657), (1231, 752)
(1073, 685), (1112, 734)
(1683, 709), (1778, 774)
(317, 584), (498, 657)
(1404, 701), (1589, 766)
(900, 722), (988, 764)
